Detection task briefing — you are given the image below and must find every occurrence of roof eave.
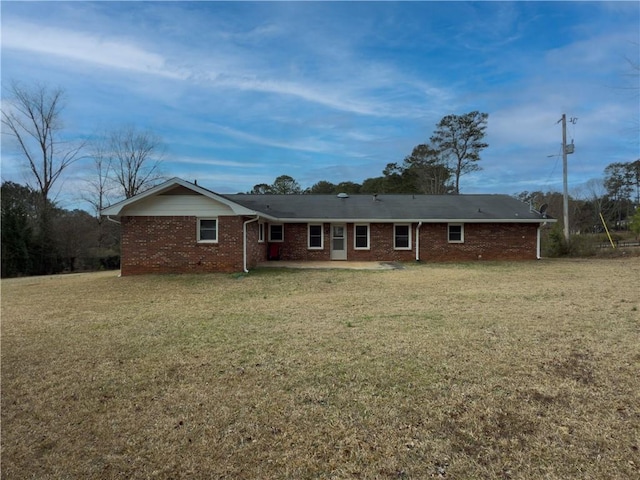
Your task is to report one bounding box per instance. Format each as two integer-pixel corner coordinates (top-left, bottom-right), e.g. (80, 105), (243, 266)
(100, 177), (259, 217)
(259, 217), (556, 224)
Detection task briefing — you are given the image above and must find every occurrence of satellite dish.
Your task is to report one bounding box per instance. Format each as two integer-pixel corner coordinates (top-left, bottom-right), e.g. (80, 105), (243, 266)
(539, 203), (548, 218)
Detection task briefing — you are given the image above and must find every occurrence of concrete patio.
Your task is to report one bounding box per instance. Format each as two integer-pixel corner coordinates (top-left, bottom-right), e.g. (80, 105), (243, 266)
(256, 261), (405, 270)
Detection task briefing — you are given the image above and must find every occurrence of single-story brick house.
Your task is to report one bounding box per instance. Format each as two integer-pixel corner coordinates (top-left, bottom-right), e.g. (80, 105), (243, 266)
(101, 177), (554, 275)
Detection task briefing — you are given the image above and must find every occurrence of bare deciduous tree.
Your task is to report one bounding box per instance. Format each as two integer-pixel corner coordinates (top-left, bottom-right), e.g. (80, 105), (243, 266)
(108, 126), (165, 199)
(2, 81), (85, 274)
(1, 81), (84, 205)
(83, 136), (116, 217)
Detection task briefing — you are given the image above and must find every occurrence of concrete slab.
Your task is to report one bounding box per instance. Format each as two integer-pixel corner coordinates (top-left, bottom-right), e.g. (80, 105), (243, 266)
(256, 261), (404, 270)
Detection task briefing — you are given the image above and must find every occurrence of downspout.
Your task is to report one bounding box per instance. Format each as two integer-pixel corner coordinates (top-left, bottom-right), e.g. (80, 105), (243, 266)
(106, 215), (121, 224)
(243, 216), (260, 273)
(416, 222), (422, 261)
(536, 225), (541, 259)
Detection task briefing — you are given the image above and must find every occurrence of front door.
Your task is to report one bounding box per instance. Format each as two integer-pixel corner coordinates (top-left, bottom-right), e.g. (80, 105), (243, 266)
(331, 224), (347, 260)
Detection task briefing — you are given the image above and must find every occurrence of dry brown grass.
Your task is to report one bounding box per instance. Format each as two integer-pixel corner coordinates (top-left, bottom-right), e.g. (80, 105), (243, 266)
(2, 258), (639, 479)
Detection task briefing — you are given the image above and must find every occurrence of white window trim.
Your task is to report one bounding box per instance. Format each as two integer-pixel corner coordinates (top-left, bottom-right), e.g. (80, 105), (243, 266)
(448, 223), (465, 243)
(269, 223), (284, 242)
(307, 224), (324, 250)
(258, 222), (265, 243)
(197, 217), (218, 243)
(354, 223), (370, 250)
(394, 223), (412, 250)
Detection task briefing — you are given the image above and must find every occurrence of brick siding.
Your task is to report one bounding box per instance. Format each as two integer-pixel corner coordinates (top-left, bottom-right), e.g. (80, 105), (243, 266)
(120, 216), (251, 275)
(419, 223), (539, 261)
(120, 217), (538, 275)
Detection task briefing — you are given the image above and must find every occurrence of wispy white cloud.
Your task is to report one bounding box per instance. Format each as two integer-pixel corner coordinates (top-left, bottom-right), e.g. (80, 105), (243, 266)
(168, 155), (263, 169)
(3, 14), (451, 119)
(2, 21), (187, 80)
(207, 123), (337, 154)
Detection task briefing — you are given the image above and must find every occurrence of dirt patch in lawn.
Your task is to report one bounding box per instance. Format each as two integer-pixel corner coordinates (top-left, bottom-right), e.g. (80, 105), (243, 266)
(2, 258), (639, 479)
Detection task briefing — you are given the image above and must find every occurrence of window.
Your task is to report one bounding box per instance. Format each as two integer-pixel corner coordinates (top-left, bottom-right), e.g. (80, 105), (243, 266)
(258, 222), (265, 243)
(448, 224), (464, 243)
(354, 224), (370, 249)
(198, 218), (217, 243)
(308, 224), (323, 249)
(394, 224), (411, 250)
(269, 224), (284, 242)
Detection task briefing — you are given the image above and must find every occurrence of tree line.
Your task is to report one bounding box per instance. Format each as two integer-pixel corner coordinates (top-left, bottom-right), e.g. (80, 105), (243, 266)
(2, 81), (164, 277)
(1, 181), (121, 277)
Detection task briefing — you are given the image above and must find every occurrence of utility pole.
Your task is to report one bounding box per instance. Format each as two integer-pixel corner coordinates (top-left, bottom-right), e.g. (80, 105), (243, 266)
(558, 114), (576, 243)
(561, 114), (569, 243)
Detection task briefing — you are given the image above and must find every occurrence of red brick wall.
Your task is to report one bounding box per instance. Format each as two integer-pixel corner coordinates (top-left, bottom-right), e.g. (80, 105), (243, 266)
(273, 223), (331, 261)
(270, 222), (537, 263)
(267, 223), (418, 262)
(120, 216), (247, 275)
(246, 221), (267, 268)
(120, 217), (539, 275)
(349, 223), (416, 262)
(418, 223), (539, 261)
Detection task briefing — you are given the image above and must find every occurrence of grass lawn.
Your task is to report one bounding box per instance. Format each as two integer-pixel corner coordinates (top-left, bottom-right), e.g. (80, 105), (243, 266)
(2, 258), (639, 479)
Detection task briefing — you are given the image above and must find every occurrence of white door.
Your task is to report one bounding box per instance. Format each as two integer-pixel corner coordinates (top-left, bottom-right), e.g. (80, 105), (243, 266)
(331, 224), (347, 260)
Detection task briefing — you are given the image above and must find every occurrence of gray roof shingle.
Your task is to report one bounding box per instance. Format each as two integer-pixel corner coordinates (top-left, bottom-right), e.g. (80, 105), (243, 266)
(223, 193), (550, 223)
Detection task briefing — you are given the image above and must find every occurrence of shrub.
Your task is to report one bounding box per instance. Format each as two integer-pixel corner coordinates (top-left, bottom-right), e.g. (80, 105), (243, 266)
(543, 225), (597, 258)
(567, 235), (597, 257)
(543, 225), (568, 257)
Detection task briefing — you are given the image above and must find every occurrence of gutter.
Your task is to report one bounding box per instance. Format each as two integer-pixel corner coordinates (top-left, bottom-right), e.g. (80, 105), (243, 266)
(243, 216), (260, 273)
(416, 221), (422, 261)
(255, 217), (554, 224)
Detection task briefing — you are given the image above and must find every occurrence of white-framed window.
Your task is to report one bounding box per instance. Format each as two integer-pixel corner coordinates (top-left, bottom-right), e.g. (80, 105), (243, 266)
(448, 223), (464, 243)
(197, 218), (218, 243)
(308, 224), (323, 249)
(269, 223), (284, 242)
(258, 222), (265, 243)
(354, 224), (370, 250)
(394, 224), (411, 250)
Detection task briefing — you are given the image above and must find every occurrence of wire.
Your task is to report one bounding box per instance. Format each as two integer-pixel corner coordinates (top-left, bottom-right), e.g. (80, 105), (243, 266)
(544, 157), (561, 189)
(542, 147), (563, 189)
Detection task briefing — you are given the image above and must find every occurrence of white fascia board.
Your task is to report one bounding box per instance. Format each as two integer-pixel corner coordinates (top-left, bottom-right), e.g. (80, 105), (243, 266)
(100, 177), (259, 217)
(265, 217), (555, 224)
(421, 218), (557, 224)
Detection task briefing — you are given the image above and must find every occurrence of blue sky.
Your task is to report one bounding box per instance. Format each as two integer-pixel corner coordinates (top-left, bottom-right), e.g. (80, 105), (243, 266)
(2, 1), (639, 211)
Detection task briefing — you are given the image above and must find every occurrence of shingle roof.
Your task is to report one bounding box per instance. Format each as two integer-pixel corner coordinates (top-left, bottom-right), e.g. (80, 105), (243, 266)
(223, 193), (551, 223)
(101, 178), (553, 223)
